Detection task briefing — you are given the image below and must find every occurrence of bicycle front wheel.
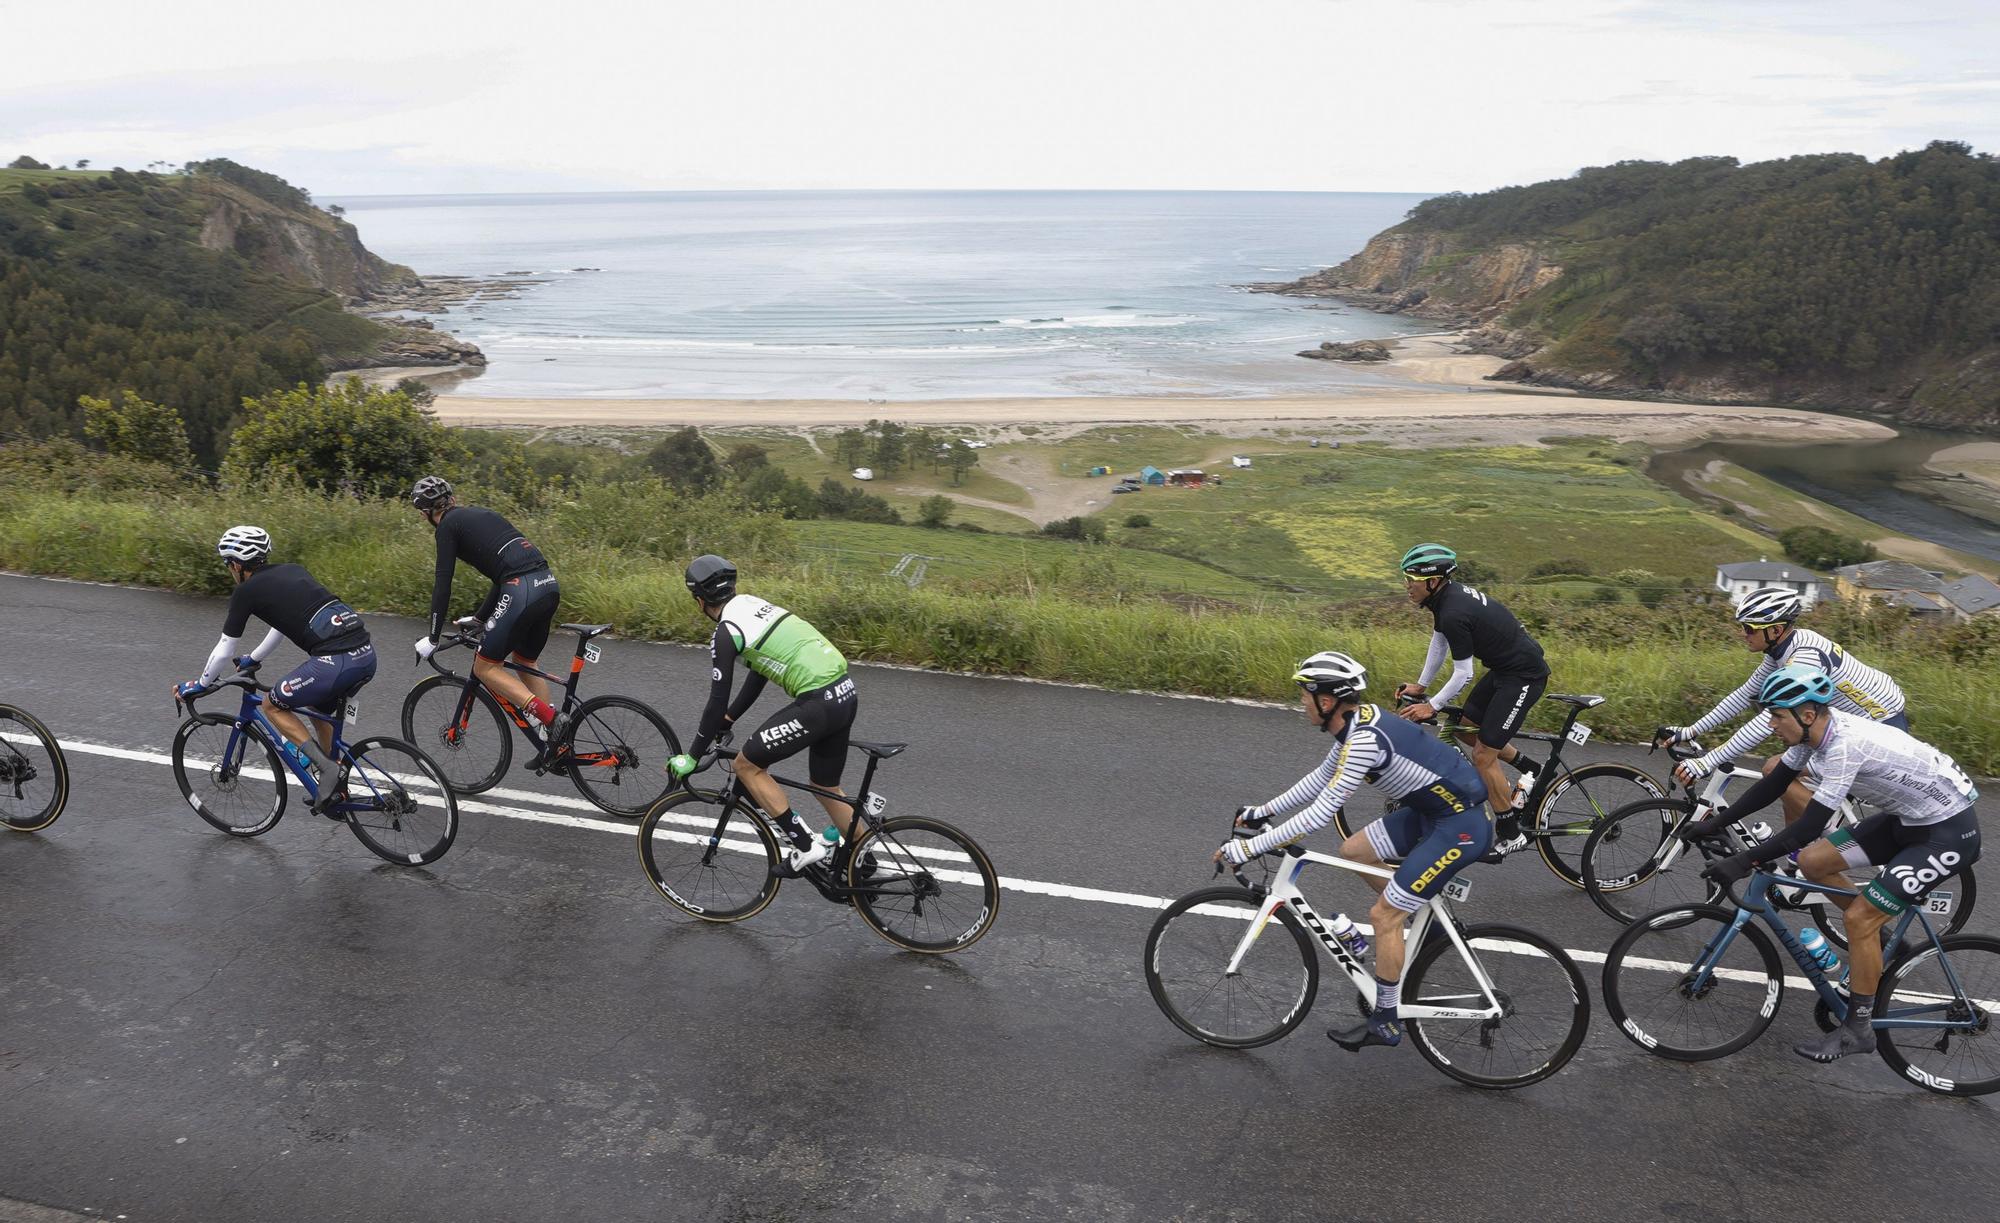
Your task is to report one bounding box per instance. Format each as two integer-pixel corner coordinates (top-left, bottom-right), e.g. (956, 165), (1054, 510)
(172, 714), (286, 836)
(400, 674), (512, 794)
(1531, 762), (1669, 888)
(845, 815), (999, 953)
(1874, 934), (2000, 1096)
(340, 736), (460, 865)
(1602, 904), (1783, 1060)
(1404, 921), (1590, 1088)
(1144, 886), (1319, 1048)
(637, 789), (782, 921)
(0, 705), (69, 832)
(564, 694), (680, 816)
(1582, 798), (1719, 924)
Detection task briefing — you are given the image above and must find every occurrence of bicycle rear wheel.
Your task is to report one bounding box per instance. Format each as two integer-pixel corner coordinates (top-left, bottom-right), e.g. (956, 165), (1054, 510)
(1404, 920), (1590, 1088)
(1144, 886), (1320, 1048)
(637, 790), (782, 921)
(172, 714), (286, 836)
(1874, 934), (2000, 1096)
(1601, 904), (1783, 1060)
(845, 815), (999, 953)
(1531, 762), (1668, 888)
(563, 694), (679, 816)
(0, 705), (69, 832)
(1582, 798), (1719, 924)
(400, 674), (512, 794)
(339, 736), (460, 865)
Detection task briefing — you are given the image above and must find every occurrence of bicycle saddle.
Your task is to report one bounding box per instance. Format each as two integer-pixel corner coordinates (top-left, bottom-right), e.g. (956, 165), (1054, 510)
(850, 739), (907, 759)
(560, 623), (613, 639)
(1549, 693), (1606, 708)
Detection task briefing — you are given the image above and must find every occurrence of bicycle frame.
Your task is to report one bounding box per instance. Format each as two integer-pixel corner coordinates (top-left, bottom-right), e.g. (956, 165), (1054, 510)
(189, 677), (375, 815)
(1223, 846), (1506, 1022)
(425, 622), (616, 767)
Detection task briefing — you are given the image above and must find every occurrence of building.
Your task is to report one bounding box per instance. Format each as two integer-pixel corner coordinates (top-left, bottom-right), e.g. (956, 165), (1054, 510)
(1166, 469), (1208, 487)
(1940, 574), (2000, 621)
(1832, 560), (1947, 606)
(1882, 590), (1951, 620)
(1139, 466), (1166, 485)
(1714, 559), (1831, 610)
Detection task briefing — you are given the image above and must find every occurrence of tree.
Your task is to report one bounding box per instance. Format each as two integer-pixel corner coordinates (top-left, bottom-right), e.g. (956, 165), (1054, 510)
(833, 428), (868, 469)
(326, 204), (345, 218)
(8, 155), (49, 170)
(75, 159), (90, 170)
(1041, 516), (1107, 543)
(392, 376), (437, 407)
(871, 420), (907, 476)
(79, 391), (196, 470)
(739, 465), (818, 519)
(945, 439), (980, 486)
(221, 378), (464, 497)
(1779, 525), (1876, 569)
(917, 495), (954, 528)
(724, 442), (769, 476)
(645, 426), (720, 492)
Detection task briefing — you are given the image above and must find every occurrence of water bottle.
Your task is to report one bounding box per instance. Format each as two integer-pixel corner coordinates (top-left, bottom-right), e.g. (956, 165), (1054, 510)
(283, 741), (320, 785)
(817, 825), (842, 851)
(1799, 927), (1846, 983)
(1748, 821), (1772, 844)
(1329, 913), (1370, 960)
(1510, 768), (1539, 812)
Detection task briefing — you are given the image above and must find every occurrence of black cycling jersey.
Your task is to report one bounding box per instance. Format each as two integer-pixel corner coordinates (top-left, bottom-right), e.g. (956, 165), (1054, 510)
(223, 563), (369, 653)
(1425, 581), (1548, 680)
(428, 505), (550, 639)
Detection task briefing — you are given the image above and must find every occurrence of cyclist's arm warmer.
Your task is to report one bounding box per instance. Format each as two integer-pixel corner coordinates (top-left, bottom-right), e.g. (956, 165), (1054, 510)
(1239, 732), (1384, 858)
(1415, 632), (1448, 688)
(428, 527), (460, 641)
(198, 634), (241, 686)
(1745, 800), (1839, 865)
(1717, 760), (1800, 825)
(1430, 656), (1475, 709)
(248, 628), (284, 663)
(1697, 711), (1776, 772)
(1251, 747), (1342, 822)
(726, 672), (767, 724)
(690, 626), (740, 754)
(1688, 656), (1776, 736)
(471, 582), (503, 626)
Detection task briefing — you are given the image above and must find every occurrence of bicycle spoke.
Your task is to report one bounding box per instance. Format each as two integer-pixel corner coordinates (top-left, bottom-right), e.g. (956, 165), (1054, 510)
(1876, 936), (2000, 1095)
(1145, 889), (1318, 1048)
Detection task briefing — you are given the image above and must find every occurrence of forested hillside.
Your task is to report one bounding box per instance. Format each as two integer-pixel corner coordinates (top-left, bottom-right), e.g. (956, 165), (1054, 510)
(0, 160), (428, 463)
(1276, 142), (2000, 431)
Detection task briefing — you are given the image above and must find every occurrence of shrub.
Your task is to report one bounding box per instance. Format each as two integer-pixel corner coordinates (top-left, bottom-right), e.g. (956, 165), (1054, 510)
(80, 391), (196, 470)
(917, 495), (955, 529)
(1589, 585), (1622, 604)
(1779, 525), (1875, 569)
(220, 379), (463, 498)
(1612, 567), (1657, 587)
(1530, 558), (1592, 578)
(645, 426), (720, 492)
(1124, 513), (1153, 529)
(1041, 516), (1108, 543)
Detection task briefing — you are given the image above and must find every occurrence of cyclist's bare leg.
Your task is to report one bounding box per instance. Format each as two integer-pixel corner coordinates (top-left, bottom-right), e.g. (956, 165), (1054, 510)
(811, 785), (855, 837)
(511, 653), (552, 707)
(1339, 829), (1405, 977)
(1340, 826), (1389, 896)
(473, 654), (538, 714)
(267, 706), (311, 751)
(1796, 839), (1888, 1059)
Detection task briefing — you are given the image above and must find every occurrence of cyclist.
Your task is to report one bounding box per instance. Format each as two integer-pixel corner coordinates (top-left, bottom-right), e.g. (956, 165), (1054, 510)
(1392, 543), (1549, 858)
(1690, 664), (1980, 1064)
(1216, 651), (1490, 1053)
(174, 526), (375, 813)
(677, 555), (859, 875)
(408, 476), (565, 759)
(1657, 586), (1907, 830)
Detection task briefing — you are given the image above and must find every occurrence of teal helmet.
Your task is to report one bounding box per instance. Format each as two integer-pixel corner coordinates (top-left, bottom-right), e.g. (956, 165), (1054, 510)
(1400, 543), (1458, 579)
(1758, 664), (1835, 710)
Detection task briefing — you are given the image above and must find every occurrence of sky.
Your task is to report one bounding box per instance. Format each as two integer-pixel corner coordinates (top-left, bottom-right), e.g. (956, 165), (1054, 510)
(3, 0), (1995, 197)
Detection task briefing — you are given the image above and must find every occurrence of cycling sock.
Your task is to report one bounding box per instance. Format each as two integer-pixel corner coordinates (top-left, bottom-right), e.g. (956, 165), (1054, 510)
(527, 698), (557, 727)
(1511, 753), (1541, 776)
(1374, 975), (1400, 1013)
(1495, 814), (1521, 842)
(776, 809), (813, 849)
(297, 737), (337, 779)
(1846, 998), (1874, 1034)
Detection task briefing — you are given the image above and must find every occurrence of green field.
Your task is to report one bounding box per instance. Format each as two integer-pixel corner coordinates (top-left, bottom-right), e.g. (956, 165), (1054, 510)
(709, 429), (1036, 529)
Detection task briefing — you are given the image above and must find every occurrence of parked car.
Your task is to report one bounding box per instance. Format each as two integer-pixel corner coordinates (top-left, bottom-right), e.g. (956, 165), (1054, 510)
(1111, 485), (1137, 495)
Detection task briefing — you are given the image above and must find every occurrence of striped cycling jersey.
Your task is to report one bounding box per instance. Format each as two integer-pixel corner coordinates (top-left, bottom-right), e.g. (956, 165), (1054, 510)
(1690, 627), (1905, 770)
(1237, 705), (1485, 858)
(1781, 711), (1979, 825)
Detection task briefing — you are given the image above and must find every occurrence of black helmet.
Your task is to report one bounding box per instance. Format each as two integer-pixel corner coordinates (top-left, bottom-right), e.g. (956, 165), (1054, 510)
(685, 554), (737, 602)
(410, 475), (454, 510)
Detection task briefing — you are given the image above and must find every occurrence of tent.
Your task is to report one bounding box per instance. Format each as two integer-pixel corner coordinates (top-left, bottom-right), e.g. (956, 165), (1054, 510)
(1139, 465), (1166, 485)
(1167, 469), (1207, 487)
(1087, 466), (1110, 477)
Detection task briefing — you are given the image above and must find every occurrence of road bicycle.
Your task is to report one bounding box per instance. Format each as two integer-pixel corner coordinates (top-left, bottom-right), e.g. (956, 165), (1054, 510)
(636, 738), (999, 953)
(1143, 828), (1590, 1088)
(1332, 693), (1668, 889)
(1578, 741), (1976, 952)
(0, 702), (69, 832)
(1602, 865), (2000, 1096)
(402, 617), (679, 816)
(173, 671), (458, 865)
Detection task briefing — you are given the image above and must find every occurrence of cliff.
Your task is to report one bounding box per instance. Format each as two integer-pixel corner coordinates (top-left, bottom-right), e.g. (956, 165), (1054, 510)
(194, 180), (419, 302)
(1262, 145), (2000, 433)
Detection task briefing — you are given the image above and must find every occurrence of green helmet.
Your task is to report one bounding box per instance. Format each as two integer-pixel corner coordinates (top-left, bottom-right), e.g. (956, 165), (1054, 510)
(1400, 543), (1457, 579)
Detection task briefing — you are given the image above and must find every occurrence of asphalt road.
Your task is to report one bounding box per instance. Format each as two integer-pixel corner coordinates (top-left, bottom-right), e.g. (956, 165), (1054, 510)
(3, 571), (1996, 1223)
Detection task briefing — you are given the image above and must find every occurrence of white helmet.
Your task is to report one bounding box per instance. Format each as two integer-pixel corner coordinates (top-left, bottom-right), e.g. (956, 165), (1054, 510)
(1734, 586), (1802, 627)
(216, 525), (272, 565)
(1293, 650), (1366, 700)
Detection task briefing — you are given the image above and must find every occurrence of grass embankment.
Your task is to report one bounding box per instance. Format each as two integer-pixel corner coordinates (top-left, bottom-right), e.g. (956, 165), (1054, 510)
(709, 430), (1035, 531)
(4, 478), (1995, 772)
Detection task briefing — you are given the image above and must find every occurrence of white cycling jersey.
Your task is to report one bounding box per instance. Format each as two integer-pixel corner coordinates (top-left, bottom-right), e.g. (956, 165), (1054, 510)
(1690, 627), (1905, 769)
(1781, 710), (1979, 826)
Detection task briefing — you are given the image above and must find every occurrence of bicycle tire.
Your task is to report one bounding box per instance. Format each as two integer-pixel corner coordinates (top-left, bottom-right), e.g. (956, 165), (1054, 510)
(1874, 934), (2000, 1096)
(845, 815), (999, 953)
(636, 789), (782, 921)
(1530, 762), (1669, 889)
(1403, 921), (1590, 1089)
(340, 736), (460, 865)
(563, 694), (680, 817)
(172, 713), (287, 836)
(0, 704), (69, 832)
(400, 673), (512, 794)
(1602, 903), (1784, 1061)
(1819, 865), (1978, 955)
(1581, 798), (1720, 924)
(1144, 886), (1320, 1048)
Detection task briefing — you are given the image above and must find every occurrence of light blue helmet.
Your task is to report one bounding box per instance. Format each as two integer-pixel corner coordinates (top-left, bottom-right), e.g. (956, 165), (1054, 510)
(1758, 664), (1835, 710)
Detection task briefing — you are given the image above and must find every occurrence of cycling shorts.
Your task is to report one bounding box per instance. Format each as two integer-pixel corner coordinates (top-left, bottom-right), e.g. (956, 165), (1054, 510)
(1831, 807), (1980, 916)
(1883, 711), (1911, 732)
(480, 569), (560, 662)
(739, 676), (858, 788)
(1364, 782), (1493, 913)
(270, 644), (377, 717)
(1461, 672), (1546, 749)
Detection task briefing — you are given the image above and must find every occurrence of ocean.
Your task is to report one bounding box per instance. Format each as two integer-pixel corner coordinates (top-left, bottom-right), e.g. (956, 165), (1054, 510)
(325, 190), (1436, 399)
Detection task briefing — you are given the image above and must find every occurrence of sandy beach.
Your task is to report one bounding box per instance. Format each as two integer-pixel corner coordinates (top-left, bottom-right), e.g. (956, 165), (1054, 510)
(1926, 441), (2000, 496)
